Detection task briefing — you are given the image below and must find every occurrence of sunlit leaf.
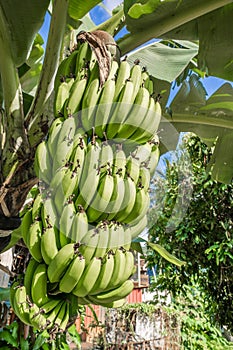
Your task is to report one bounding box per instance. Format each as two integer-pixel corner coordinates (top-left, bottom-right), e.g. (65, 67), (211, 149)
(121, 0), (233, 81)
(68, 0), (102, 20)
(127, 41), (198, 82)
(0, 0), (49, 66)
(128, 0), (161, 19)
(148, 242), (186, 266)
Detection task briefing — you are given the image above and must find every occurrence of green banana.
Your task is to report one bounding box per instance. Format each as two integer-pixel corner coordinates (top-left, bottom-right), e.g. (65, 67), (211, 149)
(47, 117), (64, 157)
(132, 141), (152, 165)
(72, 256), (102, 297)
(107, 222), (125, 250)
(122, 250), (135, 282)
(13, 285), (32, 325)
(75, 139), (101, 209)
(40, 298), (62, 314)
(54, 50), (79, 92)
(80, 78), (101, 134)
(123, 186), (150, 225)
(106, 80), (135, 140)
(47, 243), (78, 283)
(31, 263), (50, 307)
(125, 154), (141, 183)
(70, 205), (88, 243)
(94, 79), (116, 138)
(54, 78), (74, 117)
(46, 301), (64, 330)
(78, 228), (99, 263)
(141, 69), (154, 95)
(134, 99), (162, 144)
(106, 59), (118, 80)
(130, 63), (143, 101)
(89, 253), (115, 295)
(99, 141), (114, 174)
(137, 166), (151, 191)
(128, 214), (148, 240)
(59, 255), (85, 293)
(75, 41), (92, 80)
(52, 116), (77, 173)
(21, 208), (33, 246)
(34, 140), (52, 185)
(58, 303), (70, 332)
(105, 172), (125, 221)
(117, 86), (150, 140)
(107, 60), (119, 81)
(70, 134), (86, 174)
(94, 279), (134, 304)
(29, 302), (47, 330)
(113, 60), (131, 101)
(114, 175), (136, 222)
(94, 222), (109, 258)
(32, 192), (43, 221)
(41, 226), (59, 265)
(53, 301), (67, 330)
(27, 219), (43, 262)
(87, 168), (114, 223)
(106, 248), (126, 289)
(41, 196), (58, 229)
(24, 258), (40, 298)
(64, 77), (88, 118)
(59, 201), (76, 246)
(9, 281), (19, 311)
(112, 144), (127, 177)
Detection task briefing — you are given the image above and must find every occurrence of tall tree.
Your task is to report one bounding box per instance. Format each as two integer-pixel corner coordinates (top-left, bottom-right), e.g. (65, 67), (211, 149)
(147, 134), (233, 330)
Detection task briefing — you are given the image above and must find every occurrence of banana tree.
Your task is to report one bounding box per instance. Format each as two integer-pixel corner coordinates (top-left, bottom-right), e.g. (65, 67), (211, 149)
(0, 0), (232, 250)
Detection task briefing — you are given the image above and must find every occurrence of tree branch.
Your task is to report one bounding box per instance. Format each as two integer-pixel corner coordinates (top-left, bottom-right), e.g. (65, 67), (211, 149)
(118, 0), (233, 55)
(26, 0), (69, 143)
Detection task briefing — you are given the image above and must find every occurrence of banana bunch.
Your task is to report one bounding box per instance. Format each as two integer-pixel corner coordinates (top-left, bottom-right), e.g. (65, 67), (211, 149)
(10, 268), (72, 333)
(12, 32), (163, 332)
(53, 39), (161, 144)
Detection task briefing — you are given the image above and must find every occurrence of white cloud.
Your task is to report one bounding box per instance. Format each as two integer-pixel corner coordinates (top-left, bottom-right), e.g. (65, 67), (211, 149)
(103, 0), (123, 11)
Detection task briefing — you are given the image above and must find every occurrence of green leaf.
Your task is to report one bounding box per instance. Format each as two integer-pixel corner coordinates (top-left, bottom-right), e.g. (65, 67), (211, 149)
(198, 3), (233, 81)
(32, 334), (47, 350)
(68, 324), (81, 347)
(128, 0), (174, 19)
(68, 0), (102, 20)
(148, 242), (186, 266)
(120, 0), (233, 81)
(0, 0), (49, 66)
(131, 241), (144, 255)
(127, 40), (198, 82)
(0, 330), (18, 347)
(20, 337), (29, 350)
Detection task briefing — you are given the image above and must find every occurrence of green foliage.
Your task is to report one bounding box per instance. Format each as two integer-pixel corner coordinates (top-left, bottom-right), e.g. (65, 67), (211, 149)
(147, 134), (233, 330)
(0, 321), (81, 350)
(164, 284), (233, 350)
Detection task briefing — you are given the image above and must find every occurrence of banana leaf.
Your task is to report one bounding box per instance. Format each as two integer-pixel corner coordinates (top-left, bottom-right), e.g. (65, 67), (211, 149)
(120, 0), (233, 81)
(0, 0), (49, 67)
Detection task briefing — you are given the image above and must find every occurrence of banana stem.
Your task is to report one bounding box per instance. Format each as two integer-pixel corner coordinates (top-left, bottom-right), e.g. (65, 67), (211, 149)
(0, 7), (23, 118)
(26, 0), (69, 131)
(118, 0), (233, 55)
(0, 6), (29, 175)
